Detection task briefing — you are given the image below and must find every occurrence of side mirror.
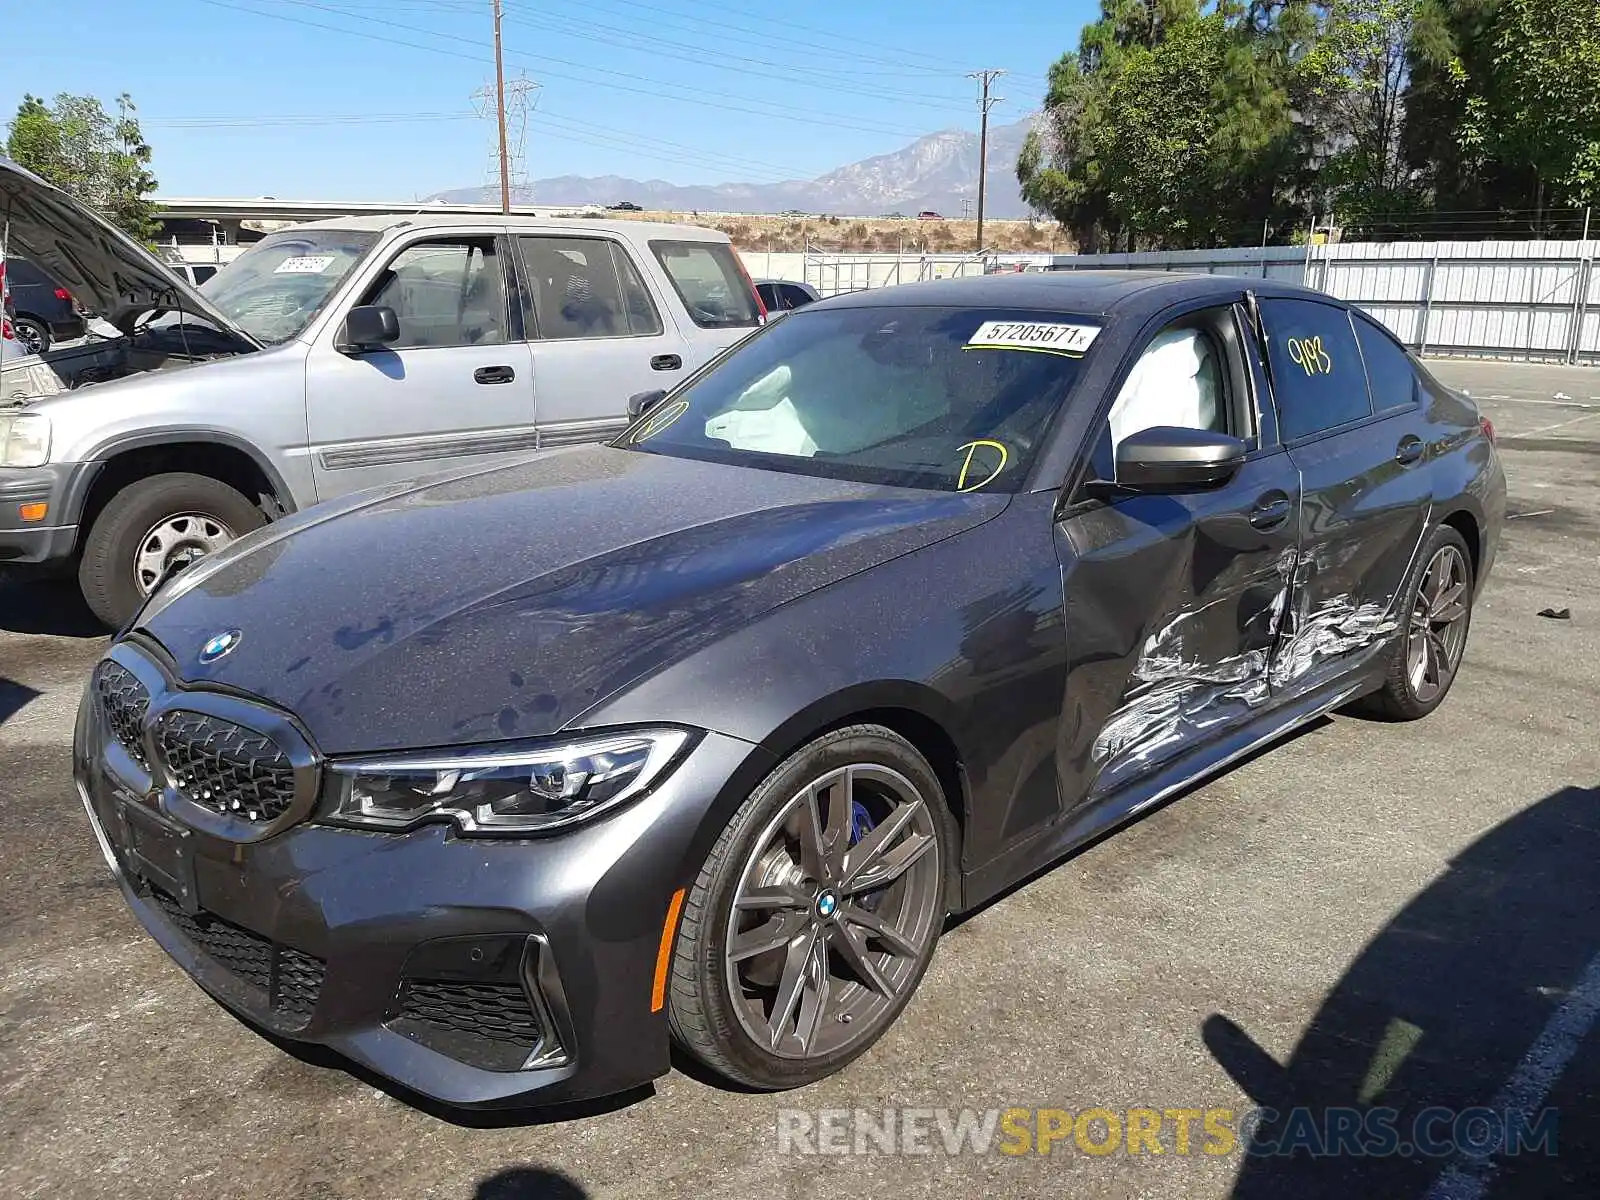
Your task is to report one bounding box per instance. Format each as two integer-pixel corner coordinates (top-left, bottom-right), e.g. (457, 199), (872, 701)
(337, 305), (400, 353)
(627, 389), (668, 420)
(1114, 426), (1248, 492)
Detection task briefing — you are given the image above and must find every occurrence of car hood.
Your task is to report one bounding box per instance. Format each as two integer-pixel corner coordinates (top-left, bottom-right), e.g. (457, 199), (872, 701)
(140, 445), (1007, 754)
(0, 156), (260, 345)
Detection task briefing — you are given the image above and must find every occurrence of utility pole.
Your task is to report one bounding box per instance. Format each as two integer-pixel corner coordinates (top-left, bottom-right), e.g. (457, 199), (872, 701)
(492, 0), (511, 214)
(968, 69), (1006, 252)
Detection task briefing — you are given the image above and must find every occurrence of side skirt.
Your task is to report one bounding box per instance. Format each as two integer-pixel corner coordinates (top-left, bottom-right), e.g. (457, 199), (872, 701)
(958, 653), (1390, 914)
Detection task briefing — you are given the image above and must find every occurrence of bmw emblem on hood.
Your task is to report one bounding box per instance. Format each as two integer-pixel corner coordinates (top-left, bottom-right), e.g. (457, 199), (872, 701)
(199, 629), (243, 663)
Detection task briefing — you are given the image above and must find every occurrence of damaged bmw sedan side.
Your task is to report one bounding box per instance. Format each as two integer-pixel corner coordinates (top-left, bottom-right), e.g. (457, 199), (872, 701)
(73, 272), (1504, 1107)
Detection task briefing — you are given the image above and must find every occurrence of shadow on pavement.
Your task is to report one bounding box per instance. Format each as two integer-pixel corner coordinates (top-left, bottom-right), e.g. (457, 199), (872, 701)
(1, 677), (40, 725)
(0, 574), (104, 638)
(1208, 784), (1600, 1198)
(475, 1166), (589, 1199)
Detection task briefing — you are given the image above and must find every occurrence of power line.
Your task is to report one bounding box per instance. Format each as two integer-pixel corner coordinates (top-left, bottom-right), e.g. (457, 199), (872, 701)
(198, 0), (932, 139)
(523, 0), (973, 76)
(498, 9), (974, 110)
(146, 108), (816, 181)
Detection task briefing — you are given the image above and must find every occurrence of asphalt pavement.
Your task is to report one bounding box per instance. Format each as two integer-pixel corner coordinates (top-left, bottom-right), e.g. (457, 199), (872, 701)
(2, 358), (1597, 1200)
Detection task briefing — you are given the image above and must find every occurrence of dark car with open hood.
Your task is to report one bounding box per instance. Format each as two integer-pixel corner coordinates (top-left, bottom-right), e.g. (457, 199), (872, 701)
(74, 270), (1504, 1107)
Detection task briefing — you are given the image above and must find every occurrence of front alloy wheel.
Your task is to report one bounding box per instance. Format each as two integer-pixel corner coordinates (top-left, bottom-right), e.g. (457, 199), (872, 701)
(669, 726), (954, 1089)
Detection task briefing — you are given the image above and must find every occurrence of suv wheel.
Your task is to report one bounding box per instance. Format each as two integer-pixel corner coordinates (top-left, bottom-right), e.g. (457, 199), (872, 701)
(668, 725), (955, 1089)
(11, 316), (48, 355)
(78, 473), (266, 628)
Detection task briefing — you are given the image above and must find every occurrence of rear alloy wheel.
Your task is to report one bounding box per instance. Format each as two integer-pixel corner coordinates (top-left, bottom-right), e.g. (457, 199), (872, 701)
(668, 725), (954, 1089)
(1359, 524), (1475, 720)
(11, 316), (48, 355)
(77, 472), (267, 629)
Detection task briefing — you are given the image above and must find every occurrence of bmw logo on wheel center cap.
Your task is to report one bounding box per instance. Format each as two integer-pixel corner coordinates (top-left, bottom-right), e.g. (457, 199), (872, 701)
(199, 629), (243, 663)
(816, 891), (838, 919)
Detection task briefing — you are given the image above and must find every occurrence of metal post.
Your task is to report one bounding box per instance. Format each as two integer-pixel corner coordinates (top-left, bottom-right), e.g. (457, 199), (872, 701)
(1569, 256), (1591, 365)
(1419, 253), (1438, 355)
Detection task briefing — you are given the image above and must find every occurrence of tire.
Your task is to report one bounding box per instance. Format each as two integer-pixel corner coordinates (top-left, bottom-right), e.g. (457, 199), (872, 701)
(668, 724), (957, 1090)
(77, 472), (266, 629)
(1357, 523), (1475, 721)
(12, 316), (48, 355)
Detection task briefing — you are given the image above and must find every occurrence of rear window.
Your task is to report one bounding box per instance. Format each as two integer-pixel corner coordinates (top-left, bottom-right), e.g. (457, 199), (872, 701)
(649, 239), (761, 329)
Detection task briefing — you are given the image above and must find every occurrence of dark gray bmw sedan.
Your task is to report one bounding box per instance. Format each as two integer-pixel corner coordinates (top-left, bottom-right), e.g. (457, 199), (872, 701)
(74, 273), (1505, 1107)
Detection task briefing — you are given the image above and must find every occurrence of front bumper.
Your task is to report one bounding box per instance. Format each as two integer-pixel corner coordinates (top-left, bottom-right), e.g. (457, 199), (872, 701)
(73, 663), (769, 1108)
(0, 463), (86, 564)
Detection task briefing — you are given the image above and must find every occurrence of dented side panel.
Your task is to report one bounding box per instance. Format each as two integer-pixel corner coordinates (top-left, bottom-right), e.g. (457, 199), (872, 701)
(1055, 449), (1303, 805)
(1279, 410), (1435, 691)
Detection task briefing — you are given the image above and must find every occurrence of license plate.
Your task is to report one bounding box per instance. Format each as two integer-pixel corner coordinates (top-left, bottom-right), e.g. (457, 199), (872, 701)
(122, 802), (199, 914)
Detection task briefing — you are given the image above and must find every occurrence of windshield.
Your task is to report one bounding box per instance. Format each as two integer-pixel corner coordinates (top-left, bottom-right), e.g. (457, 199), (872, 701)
(198, 229), (378, 344)
(619, 305), (1099, 492)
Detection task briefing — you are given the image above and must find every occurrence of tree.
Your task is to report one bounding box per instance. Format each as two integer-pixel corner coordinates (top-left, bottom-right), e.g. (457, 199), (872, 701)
(1482, 0), (1600, 209)
(5, 92), (159, 242)
(1405, 0), (1598, 225)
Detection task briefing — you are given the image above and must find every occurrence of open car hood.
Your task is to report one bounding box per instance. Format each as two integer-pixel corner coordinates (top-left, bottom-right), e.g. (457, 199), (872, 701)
(0, 156), (261, 346)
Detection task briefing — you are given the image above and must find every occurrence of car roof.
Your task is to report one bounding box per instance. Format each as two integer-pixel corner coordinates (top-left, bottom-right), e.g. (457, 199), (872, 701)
(817, 270), (1337, 317)
(284, 213), (731, 241)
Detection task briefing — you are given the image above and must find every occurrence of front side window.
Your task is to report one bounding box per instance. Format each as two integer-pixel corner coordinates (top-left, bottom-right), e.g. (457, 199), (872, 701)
(1353, 312), (1418, 413)
(620, 305), (1097, 492)
(1258, 298), (1372, 440)
(519, 236), (660, 339)
(1107, 325), (1231, 449)
(364, 237), (506, 349)
(649, 240), (762, 329)
(198, 228), (378, 344)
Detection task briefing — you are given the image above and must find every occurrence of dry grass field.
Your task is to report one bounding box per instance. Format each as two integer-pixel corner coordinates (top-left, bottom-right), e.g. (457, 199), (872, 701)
(601, 209), (1075, 254)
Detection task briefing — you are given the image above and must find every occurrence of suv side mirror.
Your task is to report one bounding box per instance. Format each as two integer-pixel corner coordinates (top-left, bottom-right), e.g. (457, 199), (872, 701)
(337, 305), (400, 353)
(627, 389), (668, 420)
(1114, 426), (1247, 492)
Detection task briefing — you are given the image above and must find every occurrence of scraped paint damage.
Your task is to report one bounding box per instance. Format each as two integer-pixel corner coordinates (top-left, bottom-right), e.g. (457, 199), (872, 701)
(1093, 547), (1401, 770)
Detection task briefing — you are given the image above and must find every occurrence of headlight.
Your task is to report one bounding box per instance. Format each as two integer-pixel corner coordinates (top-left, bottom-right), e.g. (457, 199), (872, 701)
(324, 728), (694, 835)
(0, 413), (51, 467)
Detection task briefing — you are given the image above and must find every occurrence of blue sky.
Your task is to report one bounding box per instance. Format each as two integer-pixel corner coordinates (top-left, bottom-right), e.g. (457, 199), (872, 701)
(9, 0), (1095, 200)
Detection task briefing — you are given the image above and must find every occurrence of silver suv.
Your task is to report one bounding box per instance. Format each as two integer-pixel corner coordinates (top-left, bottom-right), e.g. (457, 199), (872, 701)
(0, 158), (764, 626)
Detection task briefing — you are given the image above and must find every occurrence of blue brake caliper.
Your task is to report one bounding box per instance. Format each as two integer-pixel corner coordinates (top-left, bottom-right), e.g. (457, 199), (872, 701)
(849, 800), (885, 912)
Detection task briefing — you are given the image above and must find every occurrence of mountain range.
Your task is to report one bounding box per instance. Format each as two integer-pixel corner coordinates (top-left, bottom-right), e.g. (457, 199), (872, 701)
(428, 117), (1038, 218)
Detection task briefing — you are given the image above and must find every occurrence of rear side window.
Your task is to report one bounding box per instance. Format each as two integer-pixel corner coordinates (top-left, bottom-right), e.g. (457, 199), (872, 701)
(519, 235), (660, 339)
(1353, 312), (1417, 413)
(649, 240), (762, 329)
(1258, 298), (1372, 441)
(781, 284), (815, 310)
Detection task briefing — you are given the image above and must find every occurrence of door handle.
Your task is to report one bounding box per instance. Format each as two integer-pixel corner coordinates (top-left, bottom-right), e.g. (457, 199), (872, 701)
(1395, 435), (1424, 465)
(474, 365), (515, 385)
(650, 354), (683, 371)
(1249, 493), (1292, 530)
